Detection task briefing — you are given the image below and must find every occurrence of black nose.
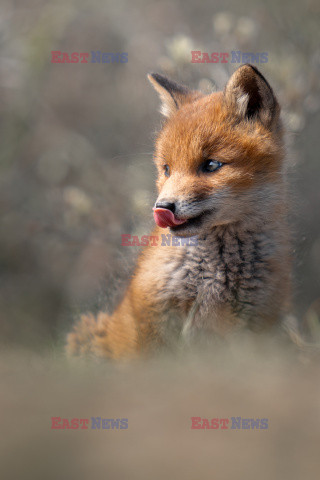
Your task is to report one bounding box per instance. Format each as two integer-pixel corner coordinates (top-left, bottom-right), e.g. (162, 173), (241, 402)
(155, 201), (175, 213)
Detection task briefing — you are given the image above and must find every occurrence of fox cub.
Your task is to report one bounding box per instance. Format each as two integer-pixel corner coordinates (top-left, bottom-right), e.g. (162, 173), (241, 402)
(67, 64), (291, 359)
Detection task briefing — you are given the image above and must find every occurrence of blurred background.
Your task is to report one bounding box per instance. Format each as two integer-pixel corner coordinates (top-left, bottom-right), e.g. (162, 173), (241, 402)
(0, 1), (320, 478)
(0, 0), (320, 348)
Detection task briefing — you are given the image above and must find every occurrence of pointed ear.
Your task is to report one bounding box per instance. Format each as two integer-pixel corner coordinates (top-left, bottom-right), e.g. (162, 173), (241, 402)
(148, 73), (201, 118)
(224, 64), (280, 129)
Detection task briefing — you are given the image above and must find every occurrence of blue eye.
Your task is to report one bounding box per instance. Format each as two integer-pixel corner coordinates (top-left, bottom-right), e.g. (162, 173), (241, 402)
(164, 165), (170, 177)
(201, 159), (223, 173)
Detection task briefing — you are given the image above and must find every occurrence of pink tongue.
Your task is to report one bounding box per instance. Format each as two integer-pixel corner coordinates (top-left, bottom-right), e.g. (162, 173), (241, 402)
(153, 208), (187, 228)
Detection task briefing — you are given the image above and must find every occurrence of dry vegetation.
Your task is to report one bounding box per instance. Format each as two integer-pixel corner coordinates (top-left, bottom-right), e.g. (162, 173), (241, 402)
(0, 0), (320, 477)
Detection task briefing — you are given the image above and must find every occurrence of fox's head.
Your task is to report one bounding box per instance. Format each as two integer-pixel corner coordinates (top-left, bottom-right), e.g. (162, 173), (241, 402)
(148, 64), (284, 237)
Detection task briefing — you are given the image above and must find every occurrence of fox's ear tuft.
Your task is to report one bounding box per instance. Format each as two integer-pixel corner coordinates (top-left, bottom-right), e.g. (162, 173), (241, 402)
(148, 73), (201, 118)
(224, 64), (280, 128)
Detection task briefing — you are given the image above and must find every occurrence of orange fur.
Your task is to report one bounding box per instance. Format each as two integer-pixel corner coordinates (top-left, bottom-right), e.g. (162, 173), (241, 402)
(66, 65), (291, 359)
